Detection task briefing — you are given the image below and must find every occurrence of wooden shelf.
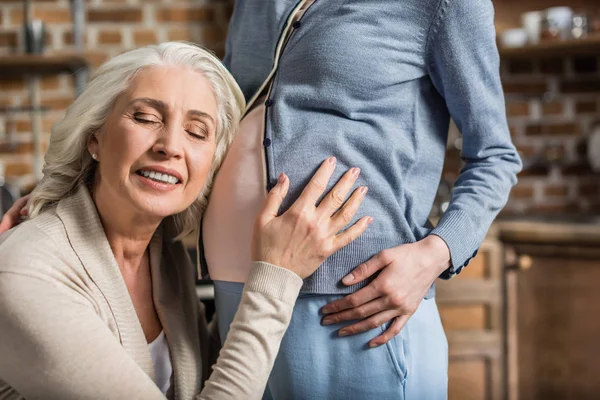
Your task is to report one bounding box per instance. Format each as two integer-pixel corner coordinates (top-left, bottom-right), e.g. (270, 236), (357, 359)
(0, 53), (88, 77)
(499, 33), (600, 59)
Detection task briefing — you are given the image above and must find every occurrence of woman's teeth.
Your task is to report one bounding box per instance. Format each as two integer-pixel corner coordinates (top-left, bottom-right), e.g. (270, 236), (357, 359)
(138, 170), (180, 184)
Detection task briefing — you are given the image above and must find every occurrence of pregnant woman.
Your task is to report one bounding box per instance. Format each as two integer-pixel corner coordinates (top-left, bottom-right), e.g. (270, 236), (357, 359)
(202, 1), (522, 399)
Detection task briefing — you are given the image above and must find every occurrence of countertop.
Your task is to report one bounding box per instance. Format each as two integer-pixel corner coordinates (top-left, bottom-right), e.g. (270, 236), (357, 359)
(495, 216), (600, 246)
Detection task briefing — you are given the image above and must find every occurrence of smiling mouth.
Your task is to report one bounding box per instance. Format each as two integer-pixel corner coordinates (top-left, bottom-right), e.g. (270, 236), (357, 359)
(136, 169), (181, 185)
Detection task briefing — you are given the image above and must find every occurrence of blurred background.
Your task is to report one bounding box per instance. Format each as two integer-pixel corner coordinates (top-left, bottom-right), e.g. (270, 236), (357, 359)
(0, 0), (599, 399)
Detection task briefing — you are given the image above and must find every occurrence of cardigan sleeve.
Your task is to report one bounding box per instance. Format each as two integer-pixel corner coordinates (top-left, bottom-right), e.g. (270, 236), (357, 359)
(197, 262), (302, 400)
(426, 0), (522, 276)
(0, 271), (166, 400)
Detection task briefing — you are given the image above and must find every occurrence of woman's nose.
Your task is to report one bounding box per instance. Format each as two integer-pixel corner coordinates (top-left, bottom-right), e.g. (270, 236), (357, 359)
(152, 125), (184, 159)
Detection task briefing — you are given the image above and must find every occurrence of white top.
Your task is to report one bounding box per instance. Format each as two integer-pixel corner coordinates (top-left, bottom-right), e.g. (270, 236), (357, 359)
(148, 331), (172, 395)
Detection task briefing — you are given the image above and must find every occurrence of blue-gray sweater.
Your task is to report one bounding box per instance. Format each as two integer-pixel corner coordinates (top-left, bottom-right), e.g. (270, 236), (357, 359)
(223, 0), (522, 293)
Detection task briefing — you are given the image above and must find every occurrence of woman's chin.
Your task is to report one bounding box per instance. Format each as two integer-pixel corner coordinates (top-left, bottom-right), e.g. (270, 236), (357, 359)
(125, 195), (185, 221)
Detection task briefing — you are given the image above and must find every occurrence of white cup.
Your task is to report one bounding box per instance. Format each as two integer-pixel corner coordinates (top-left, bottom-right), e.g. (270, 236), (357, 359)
(521, 11), (543, 44)
(500, 28), (528, 48)
(546, 7), (574, 39)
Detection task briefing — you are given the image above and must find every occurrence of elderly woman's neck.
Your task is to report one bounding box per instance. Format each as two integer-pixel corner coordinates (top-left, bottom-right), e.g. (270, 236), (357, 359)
(92, 188), (161, 270)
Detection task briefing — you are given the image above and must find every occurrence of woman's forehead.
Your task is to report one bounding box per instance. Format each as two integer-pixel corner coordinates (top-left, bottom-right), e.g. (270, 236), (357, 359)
(123, 66), (218, 117)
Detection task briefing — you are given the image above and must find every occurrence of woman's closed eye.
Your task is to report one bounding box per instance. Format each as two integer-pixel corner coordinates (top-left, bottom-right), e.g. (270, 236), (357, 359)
(186, 124), (208, 140)
(133, 112), (161, 124)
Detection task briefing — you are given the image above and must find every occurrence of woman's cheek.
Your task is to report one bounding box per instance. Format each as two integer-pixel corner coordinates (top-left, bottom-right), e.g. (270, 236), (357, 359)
(188, 146), (215, 190)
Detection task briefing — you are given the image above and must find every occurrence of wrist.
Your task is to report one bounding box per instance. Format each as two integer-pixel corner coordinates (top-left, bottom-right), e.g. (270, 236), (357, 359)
(419, 235), (451, 275)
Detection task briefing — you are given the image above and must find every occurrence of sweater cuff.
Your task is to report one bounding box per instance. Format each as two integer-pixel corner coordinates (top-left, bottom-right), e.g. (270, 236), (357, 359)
(244, 262), (303, 305)
(430, 209), (483, 278)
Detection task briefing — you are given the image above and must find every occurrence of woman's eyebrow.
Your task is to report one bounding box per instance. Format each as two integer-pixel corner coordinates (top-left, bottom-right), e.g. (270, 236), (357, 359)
(188, 109), (216, 126)
(129, 98), (168, 112)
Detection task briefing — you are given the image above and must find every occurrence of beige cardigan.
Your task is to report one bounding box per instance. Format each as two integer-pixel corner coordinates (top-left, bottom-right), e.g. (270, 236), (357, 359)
(0, 185), (303, 400)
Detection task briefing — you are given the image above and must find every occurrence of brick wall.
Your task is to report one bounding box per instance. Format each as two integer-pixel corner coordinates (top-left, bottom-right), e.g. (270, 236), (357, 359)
(442, 54), (600, 216)
(491, 0), (600, 216)
(0, 0), (233, 191)
(1, 1), (599, 216)
(502, 55), (600, 215)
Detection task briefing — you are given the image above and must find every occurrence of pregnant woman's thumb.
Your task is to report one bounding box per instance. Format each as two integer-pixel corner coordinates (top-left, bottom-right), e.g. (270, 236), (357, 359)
(257, 173), (289, 227)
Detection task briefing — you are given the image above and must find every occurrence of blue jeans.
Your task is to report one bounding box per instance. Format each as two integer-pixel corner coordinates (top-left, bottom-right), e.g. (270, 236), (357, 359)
(214, 281), (448, 400)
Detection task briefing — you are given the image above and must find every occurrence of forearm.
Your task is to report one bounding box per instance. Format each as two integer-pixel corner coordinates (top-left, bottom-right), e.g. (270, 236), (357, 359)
(197, 262), (302, 400)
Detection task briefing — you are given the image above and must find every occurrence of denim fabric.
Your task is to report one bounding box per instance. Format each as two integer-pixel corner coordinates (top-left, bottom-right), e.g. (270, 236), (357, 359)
(223, 0), (521, 292)
(214, 281), (448, 400)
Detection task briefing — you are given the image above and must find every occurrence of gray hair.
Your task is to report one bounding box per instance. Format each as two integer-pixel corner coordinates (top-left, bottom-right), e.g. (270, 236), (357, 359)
(28, 42), (245, 236)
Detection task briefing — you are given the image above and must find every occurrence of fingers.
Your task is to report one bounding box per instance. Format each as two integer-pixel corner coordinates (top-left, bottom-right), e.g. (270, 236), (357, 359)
(340, 251), (389, 286)
(317, 167), (361, 217)
(18, 195), (30, 217)
(257, 173), (289, 226)
(331, 215), (372, 254)
(296, 157), (337, 208)
(369, 315), (410, 348)
(0, 195), (29, 234)
(322, 298), (386, 326)
(335, 309), (399, 338)
(321, 284), (379, 314)
(330, 185), (368, 232)
(0, 215), (13, 234)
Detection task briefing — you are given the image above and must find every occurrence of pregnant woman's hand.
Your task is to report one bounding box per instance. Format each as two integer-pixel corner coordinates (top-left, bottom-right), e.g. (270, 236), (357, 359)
(252, 157), (371, 279)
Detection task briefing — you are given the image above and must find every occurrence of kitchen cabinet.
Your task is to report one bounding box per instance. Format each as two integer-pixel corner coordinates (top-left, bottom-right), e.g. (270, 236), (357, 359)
(436, 228), (506, 400)
(500, 220), (600, 400)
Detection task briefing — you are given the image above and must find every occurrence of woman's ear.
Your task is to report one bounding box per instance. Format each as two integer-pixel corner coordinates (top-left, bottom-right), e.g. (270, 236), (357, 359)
(88, 134), (100, 161)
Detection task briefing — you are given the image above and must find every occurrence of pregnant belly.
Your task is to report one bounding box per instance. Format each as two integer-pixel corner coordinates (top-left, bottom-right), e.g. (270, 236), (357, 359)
(202, 102), (266, 282)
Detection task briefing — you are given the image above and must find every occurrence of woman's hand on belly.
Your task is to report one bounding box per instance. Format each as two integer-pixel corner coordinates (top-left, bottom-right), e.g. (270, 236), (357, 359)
(320, 235), (451, 348)
(251, 157), (372, 279)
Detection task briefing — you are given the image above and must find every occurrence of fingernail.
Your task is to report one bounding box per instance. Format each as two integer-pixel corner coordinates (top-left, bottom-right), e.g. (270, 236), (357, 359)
(342, 273), (355, 285)
(339, 329), (349, 337)
(367, 217), (374, 225)
(369, 342), (381, 348)
(278, 173), (286, 184)
(322, 306), (332, 314)
(360, 186), (368, 195)
(352, 167), (361, 176)
(328, 157), (337, 165)
(322, 317), (333, 325)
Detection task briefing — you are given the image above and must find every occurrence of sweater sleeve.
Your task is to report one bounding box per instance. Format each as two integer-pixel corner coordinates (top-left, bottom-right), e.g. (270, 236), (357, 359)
(0, 271), (166, 400)
(197, 262), (303, 400)
(426, 0), (522, 277)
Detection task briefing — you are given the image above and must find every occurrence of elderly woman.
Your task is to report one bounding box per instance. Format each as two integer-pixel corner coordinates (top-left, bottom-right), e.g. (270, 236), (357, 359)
(0, 42), (371, 399)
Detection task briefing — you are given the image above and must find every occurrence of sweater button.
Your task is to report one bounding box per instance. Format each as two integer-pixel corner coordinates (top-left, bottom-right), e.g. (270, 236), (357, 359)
(263, 138), (271, 148)
(292, 21), (301, 29)
(265, 98), (273, 107)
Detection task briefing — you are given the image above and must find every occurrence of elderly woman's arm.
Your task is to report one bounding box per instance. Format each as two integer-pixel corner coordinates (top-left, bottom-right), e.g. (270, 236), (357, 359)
(197, 262), (301, 400)
(0, 263), (299, 400)
(0, 269), (166, 400)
